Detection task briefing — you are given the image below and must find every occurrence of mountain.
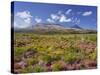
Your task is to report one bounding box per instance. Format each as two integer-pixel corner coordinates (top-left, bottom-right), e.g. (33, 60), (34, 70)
(14, 23), (96, 34)
(32, 23), (66, 30)
(70, 24), (83, 30)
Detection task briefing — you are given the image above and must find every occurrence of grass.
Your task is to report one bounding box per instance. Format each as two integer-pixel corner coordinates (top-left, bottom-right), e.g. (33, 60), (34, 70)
(13, 33), (97, 73)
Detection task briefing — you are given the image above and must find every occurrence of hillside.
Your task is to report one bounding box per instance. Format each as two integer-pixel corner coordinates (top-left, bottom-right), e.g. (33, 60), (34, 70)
(13, 23), (97, 34)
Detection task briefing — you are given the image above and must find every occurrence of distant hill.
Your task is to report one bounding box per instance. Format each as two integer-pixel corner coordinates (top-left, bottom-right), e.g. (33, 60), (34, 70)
(32, 23), (66, 30)
(14, 23), (97, 34)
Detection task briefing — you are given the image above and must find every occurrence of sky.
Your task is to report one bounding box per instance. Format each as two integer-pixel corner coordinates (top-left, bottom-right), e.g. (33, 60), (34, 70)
(11, 1), (97, 30)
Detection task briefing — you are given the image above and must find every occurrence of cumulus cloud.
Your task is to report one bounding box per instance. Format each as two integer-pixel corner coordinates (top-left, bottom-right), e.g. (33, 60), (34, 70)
(59, 14), (71, 22)
(34, 17), (42, 23)
(47, 10), (73, 23)
(47, 13), (59, 23)
(47, 18), (55, 23)
(65, 9), (72, 15)
(16, 11), (32, 24)
(24, 18), (31, 24)
(14, 20), (30, 28)
(15, 11), (33, 28)
(49, 12), (72, 23)
(16, 11), (32, 19)
(50, 14), (60, 21)
(82, 11), (92, 16)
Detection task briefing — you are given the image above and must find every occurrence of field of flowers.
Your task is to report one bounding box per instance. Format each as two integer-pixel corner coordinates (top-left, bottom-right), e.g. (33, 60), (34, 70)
(13, 33), (97, 73)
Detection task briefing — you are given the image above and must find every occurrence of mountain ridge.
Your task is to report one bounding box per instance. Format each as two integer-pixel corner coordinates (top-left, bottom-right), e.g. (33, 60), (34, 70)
(13, 23), (97, 34)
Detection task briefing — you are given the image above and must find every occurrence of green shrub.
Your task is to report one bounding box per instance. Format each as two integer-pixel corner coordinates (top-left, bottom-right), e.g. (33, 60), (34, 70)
(40, 54), (52, 63)
(20, 66), (34, 73)
(52, 54), (61, 61)
(26, 58), (38, 66)
(20, 65), (45, 73)
(88, 51), (97, 60)
(27, 47), (38, 54)
(63, 54), (75, 64)
(33, 65), (45, 72)
(80, 64), (86, 69)
(51, 62), (62, 71)
(14, 47), (25, 56)
(63, 51), (82, 64)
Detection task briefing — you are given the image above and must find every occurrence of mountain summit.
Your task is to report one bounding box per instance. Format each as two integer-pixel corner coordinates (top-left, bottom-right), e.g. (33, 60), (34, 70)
(71, 24), (83, 30)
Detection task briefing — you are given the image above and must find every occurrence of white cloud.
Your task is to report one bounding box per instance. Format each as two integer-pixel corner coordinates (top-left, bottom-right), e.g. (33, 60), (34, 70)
(14, 21), (29, 28)
(14, 11), (33, 28)
(47, 10), (73, 23)
(50, 14), (60, 20)
(24, 18), (31, 24)
(47, 18), (55, 23)
(49, 13), (72, 23)
(15, 11), (32, 24)
(65, 9), (72, 15)
(34, 17), (42, 23)
(16, 11), (32, 19)
(59, 14), (71, 22)
(82, 11), (92, 16)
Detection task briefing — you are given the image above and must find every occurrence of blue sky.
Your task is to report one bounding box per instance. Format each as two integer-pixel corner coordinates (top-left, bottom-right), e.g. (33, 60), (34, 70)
(12, 1), (97, 30)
